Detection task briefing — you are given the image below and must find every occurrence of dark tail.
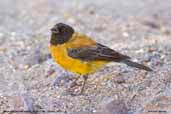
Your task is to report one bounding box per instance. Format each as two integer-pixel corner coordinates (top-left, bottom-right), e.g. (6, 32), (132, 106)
(121, 59), (152, 71)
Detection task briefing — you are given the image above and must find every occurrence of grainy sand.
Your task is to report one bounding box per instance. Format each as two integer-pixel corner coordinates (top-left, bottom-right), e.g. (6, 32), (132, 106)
(0, 0), (171, 114)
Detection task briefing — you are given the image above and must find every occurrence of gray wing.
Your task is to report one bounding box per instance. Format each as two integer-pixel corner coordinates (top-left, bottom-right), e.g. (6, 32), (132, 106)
(67, 43), (130, 62)
(67, 43), (152, 71)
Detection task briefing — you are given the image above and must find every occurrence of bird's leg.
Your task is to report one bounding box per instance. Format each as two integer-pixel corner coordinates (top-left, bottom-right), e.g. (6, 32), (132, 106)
(80, 75), (88, 94)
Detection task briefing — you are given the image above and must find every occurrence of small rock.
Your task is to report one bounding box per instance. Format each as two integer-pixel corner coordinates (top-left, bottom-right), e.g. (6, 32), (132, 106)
(10, 32), (17, 40)
(45, 67), (56, 77)
(0, 32), (4, 38)
(94, 26), (105, 32)
(142, 20), (160, 29)
(135, 49), (145, 54)
(160, 54), (165, 60)
(151, 57), (163, 66)
(11, 32), (16, 36)
(67, 18), (76, 24)
(122, 32), (129, 37)
(97, 99), (129, 114)
(24, 64), (30, 70)
(89, 10), (95, 15)
(144, 54), (153, 62)
(148, 47), (156, 53)
(112, 73), (126, 84)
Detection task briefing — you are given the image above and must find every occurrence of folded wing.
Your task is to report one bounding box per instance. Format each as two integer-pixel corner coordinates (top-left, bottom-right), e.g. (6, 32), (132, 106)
(67, 43), (130, 62)
(67, 43), (152, 71)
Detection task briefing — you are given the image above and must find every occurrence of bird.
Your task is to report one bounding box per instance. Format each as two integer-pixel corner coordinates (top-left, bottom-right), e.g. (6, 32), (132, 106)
(49, 23), (152, 94)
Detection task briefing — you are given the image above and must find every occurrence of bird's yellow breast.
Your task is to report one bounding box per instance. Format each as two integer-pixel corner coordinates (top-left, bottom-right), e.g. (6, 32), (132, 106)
(50, 45), (107, 75)
(49, 33), (107, 75)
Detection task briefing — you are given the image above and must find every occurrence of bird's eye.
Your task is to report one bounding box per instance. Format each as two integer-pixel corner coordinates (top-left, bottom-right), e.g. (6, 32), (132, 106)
(56, 26), (61, 32)
(58, 27), (65, 33)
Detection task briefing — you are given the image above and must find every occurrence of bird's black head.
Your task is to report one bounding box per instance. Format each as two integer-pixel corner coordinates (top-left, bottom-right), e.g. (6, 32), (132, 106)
(50, 23), (74, 45)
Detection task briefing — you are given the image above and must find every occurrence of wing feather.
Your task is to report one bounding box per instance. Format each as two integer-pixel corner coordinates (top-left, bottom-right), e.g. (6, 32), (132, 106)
(67, 43), (130, 61)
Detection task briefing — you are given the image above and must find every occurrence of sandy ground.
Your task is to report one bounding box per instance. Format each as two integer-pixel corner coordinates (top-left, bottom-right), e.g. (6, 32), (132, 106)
(0, 0), (171, 114)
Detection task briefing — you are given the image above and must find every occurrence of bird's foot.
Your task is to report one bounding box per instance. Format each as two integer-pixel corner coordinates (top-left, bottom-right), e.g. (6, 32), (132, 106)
(68, 75), (88, 96)
(52, 72), (88, 96)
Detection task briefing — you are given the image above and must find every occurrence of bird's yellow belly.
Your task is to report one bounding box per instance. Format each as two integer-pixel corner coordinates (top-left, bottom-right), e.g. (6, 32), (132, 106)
(50, 45), (107, 75)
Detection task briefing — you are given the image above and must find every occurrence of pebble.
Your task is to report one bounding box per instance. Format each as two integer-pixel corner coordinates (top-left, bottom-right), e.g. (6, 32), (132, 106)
(142, 20), (160, 29)
(122, 32), (129, 37)
(10, 32), (17, 40)
(0, 32), (4, 37)
(113, 75), (126, 84)
(11, 32), (16, 36)
(135, 49), (145, 54)
(45, 67), (56, 77)
(97, 99), (129, 114)
(67, 18), (76, 24)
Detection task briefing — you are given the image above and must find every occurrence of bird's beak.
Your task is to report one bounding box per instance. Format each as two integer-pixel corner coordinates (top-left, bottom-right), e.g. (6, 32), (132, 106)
(50, 27), (59, 33)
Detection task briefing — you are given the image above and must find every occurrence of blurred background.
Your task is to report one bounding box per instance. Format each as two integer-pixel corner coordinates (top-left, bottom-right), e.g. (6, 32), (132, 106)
(0, 0), (171, 114)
